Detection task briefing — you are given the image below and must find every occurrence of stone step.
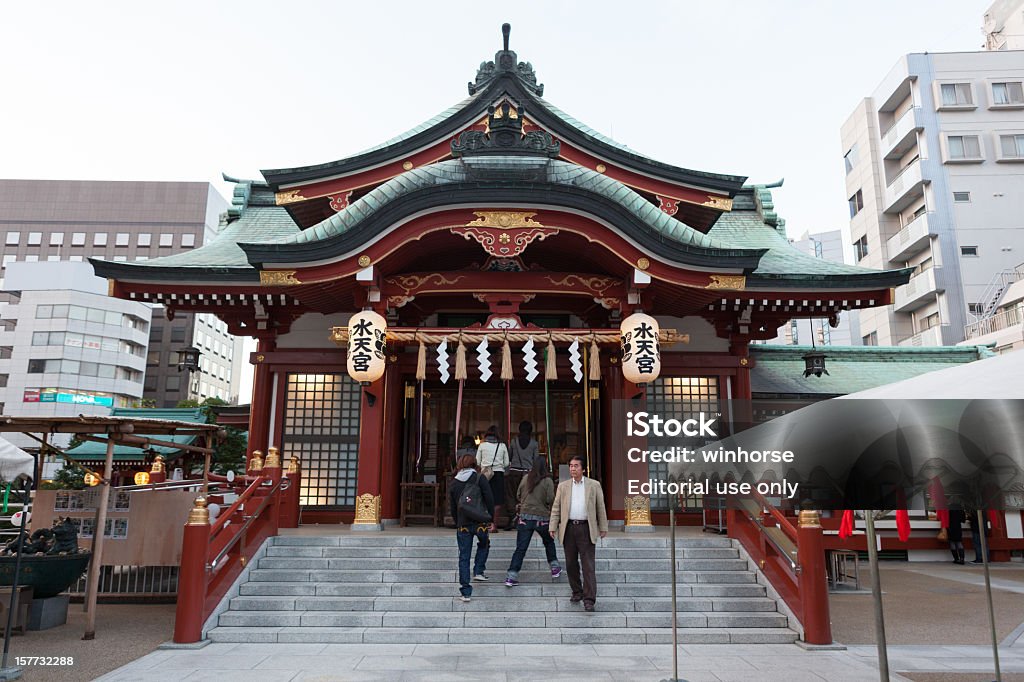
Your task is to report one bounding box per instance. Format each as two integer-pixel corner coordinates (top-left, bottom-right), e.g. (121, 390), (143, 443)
(227, 594), (778, 613)
(255, 556), (748, 572)
(207, 625), (798, 645)
(238, 581), (767, 598)
(263, 545), (740, 559)
(270, 535), (735, 549)
(218, 609), (787, 629)
(244, 568), (759, 584)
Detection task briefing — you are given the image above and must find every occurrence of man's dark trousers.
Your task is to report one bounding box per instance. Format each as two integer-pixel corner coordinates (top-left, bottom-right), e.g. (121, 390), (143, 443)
(564, 520), (597, 607)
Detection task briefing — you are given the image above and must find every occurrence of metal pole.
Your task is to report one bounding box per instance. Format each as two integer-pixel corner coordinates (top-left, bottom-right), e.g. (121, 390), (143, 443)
(864, 511), (889, 682)
(1, 479), (30, 675)
(669, 500), (688, 682)
(83, 438), (115, 639)
(978, 508), (1002, 682)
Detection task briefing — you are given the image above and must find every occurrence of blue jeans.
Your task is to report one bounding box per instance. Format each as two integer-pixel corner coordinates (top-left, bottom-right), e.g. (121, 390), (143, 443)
(506, 516), (560, 579)
(456, 525), (490, 596)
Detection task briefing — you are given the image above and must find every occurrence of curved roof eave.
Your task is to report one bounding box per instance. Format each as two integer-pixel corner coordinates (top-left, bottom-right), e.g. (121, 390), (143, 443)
(260, 76), (746, 196)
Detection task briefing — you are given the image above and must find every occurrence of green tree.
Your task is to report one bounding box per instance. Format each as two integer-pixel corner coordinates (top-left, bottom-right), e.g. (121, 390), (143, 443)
(176, 397), (247, 475)
(40, 465), (87, 490)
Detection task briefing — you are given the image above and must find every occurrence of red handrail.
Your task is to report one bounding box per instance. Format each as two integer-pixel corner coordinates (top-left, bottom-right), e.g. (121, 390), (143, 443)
(725, 494), (832, 645)
(173, 462), (301, 644)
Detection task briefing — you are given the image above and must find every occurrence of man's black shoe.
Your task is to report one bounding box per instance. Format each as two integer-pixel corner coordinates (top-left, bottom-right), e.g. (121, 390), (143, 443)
(570, 595), (583, 603)
(584, 603), (595, 612)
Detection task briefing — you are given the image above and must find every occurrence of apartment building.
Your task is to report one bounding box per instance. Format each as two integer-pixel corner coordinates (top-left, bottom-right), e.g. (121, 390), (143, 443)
(0, 180), (238, 406)
(840, 49), (1024, 347)
(0, 262), (150, 446)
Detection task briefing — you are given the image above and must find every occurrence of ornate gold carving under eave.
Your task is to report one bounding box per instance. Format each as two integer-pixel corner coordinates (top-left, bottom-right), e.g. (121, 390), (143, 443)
(636, 258), (650, 271)
(353, 493), (382, 525)
(702, 196), (734, 211)
(544, 274), (617, 295)
(705, 275), (746, 291)
(358, 255), (372, 268)
(275, 190), (304, 206)
(466, 211), (544, 229)
(624, 495), (653, 527)
(386, 273), (466, 296)
(260, 270), (300, 286)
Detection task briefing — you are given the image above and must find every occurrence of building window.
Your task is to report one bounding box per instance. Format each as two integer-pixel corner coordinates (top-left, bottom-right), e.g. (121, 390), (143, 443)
(49, 233), (64, 246)
(24, 255), (38, 262)
(93, 233), (108, 246)
(166, 376), (181, 391)
(5, 232), (19, 246)
(71, 232), (86, 246)
(968, 302), (985, 315)
(137, 233), (151, 247)
(2, 255), (15, 268)
(854, 235), (869, 261)
(992, 81), (1024, 106)
(862, 331), (878, 346)
(27, 232), (42, 246)
(946, 135), (982, 161)
(998, 134), (1024, 160)
(181, 233), (195, 247)
(920, 312), (941, 331)
(69, 255), (83, 262)
(940, 82), (973, 107)
(848, 190), (864, 218)
(115, 233), (129, 247)
(961, 245), (979, 257)
(953, 191), (971, 202)
(844, 144), (859, 174)
(159, 234), (174, 247)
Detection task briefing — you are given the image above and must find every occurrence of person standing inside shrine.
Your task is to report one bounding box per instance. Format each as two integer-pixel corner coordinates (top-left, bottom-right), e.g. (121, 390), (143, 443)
(477, 425), (509, 532)
(506, 421), (539, 529)
(549, 455), (608, 612)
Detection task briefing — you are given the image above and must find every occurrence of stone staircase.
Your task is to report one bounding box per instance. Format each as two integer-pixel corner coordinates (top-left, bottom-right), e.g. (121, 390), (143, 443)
(207, 533), (798, 645)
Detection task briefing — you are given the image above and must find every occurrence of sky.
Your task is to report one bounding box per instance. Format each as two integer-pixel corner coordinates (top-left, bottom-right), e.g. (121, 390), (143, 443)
(0, 1), (996, 399)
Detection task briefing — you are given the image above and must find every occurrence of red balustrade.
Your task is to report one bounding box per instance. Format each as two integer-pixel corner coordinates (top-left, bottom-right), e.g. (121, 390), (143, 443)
(726, 492), (832, 645)
(173, 459), (301, 644)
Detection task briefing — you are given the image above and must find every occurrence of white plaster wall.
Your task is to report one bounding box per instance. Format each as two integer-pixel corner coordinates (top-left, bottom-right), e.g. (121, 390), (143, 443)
(276, 312), (353, 349)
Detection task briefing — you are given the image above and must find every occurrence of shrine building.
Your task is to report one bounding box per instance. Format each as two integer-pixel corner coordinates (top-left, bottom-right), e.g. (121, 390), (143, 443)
(92, 25), (911, 528)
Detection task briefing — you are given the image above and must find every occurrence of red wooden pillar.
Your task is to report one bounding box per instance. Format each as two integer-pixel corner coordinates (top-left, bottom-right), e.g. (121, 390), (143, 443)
(247, 336), (276, 464)
(729, 335), (753, 428)
(797, 514), (833, 645)
(173, 498), (211, 644)
(379, 359), (403, 522)
(353, 375), (386, 528)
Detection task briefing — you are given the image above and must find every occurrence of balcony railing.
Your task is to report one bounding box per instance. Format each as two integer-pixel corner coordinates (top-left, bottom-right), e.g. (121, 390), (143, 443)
(897, 325), (945, 347)
(884, 159), (928, 214)
(886, 212), (934, 263)
(881, 106), (923, 157)
(894, 266), (942, 312)
(964, 306), (1024, 340)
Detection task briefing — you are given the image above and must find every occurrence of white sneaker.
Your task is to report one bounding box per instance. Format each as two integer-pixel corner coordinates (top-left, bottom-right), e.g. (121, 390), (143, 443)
(458, 595), (471, 602)
(472, 574), (490, 581)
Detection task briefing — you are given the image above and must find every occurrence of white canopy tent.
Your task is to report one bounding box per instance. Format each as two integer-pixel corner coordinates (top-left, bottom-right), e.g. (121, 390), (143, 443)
(0, 434), (35, 482)
(837, 349), (1024, 399)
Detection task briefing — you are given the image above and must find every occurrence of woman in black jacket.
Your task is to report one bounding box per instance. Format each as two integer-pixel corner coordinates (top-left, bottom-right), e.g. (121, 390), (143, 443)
(448, 454), (494, 601)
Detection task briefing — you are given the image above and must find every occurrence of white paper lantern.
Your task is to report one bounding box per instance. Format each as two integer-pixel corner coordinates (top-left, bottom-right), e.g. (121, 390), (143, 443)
(347, 311), (388, 384)
(620, 313), (661, 384)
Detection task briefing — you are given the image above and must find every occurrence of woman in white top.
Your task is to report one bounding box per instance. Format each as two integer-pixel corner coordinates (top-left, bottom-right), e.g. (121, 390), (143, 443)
(476, 425), (509, 532)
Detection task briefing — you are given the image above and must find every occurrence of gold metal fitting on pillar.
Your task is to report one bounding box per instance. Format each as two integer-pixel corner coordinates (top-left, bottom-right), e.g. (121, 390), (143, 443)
(150, 455), (165, 474)
(187, 496), (210, 525)
(624, 495), (653, 527)
(287, 453), (301, 474)
(249, 451), (264, 473)
(798, 509), (822, 528)
(265, 446), (281, 469)
(353, 493), (382, 526)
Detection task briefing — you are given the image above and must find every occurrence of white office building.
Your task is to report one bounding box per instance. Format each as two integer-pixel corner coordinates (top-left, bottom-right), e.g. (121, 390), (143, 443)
(840, 48), (1024, 347)
(0, 262), (151, 446)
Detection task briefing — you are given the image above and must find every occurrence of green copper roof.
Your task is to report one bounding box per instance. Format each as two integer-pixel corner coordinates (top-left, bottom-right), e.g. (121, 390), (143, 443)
(287, 157), (726, 251)
(750, 345), (996, 396)
(64, 408), (207, 460)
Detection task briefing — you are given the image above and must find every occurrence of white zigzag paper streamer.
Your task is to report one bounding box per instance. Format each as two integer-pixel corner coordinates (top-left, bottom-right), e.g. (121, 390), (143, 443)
(476, 336), (492, 382)
(568, 338), (583, 383)
(523, 337), (538, 383)
(437, 339), (450, 384)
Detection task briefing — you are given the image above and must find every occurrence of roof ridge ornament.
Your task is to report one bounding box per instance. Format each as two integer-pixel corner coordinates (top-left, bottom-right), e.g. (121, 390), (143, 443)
(451, 100), (560, 158)
(468, 23), (544, 97)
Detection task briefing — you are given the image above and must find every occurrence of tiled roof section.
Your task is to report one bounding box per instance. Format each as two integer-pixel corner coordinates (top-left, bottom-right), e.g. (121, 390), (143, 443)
(101, 181), (300, 272)
(710, 187), (911, 285)
(285, 157), (726, 250)
(750, 345), (994, 396)
(64, 408), (206, 458)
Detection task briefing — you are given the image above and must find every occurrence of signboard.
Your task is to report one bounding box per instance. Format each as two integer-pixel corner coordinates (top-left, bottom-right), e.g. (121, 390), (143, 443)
(23, 389), (113, 407)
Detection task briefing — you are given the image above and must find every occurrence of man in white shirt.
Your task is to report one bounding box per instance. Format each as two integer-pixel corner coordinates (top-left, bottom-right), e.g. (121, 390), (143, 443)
(549, 455), (608, 611)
